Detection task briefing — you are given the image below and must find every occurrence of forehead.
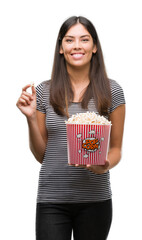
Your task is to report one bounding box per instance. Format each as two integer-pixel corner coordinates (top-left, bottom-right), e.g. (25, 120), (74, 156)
(65, 23), (90, 37)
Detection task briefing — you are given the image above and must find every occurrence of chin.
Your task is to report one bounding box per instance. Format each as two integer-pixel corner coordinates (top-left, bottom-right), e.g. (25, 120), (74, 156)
(68, 62), (90, 69)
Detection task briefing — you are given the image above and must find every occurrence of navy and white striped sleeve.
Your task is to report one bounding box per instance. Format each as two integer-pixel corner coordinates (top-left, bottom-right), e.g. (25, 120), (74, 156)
(36, 83), (46, 114)
(109, 79), (126, 113)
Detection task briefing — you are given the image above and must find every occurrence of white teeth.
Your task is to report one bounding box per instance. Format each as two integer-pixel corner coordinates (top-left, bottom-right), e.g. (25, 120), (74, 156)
(70, 53), (84, 60)
(72, 54), (83, 56)
(71, 53), (84, 59)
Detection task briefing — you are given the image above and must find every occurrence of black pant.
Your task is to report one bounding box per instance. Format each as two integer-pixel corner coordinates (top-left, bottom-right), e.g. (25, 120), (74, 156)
(36, 199), (112, 240)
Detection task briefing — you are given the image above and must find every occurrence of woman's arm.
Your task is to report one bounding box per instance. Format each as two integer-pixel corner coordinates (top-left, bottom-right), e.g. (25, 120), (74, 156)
(27, 111), (48, 164)
(107, 104), (125, 169)
(17, 84), (48, 164)
(77, 104), (125, 174)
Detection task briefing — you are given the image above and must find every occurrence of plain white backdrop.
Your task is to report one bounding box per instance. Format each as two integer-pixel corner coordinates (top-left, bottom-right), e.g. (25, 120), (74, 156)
(0, 0), (142, 239)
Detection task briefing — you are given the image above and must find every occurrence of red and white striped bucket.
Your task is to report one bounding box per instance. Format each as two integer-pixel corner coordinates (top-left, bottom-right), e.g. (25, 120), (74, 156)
(66, 124), (111, 165)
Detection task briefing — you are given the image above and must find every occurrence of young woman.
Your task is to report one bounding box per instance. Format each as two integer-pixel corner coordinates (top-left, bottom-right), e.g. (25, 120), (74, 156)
(16, 16), (125, 240)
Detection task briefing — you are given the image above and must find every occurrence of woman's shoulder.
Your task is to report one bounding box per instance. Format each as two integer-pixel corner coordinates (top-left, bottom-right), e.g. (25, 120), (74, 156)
(108, 78), (125, 98)
(36, 80), (51, 112)
(37, 79), (51, 89)
(36, 80), (51, 95)
(109, 78), (124, 92)
(108, 79), (125, 113)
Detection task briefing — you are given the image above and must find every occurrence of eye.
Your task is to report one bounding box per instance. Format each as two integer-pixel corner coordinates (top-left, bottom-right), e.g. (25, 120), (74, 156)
(82, 38), (89, 42)
(65, 39), (73, 43)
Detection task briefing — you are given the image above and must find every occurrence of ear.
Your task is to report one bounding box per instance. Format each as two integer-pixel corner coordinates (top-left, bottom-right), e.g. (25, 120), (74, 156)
(92, 44), (97, 54)
(60, 45), (64, 54)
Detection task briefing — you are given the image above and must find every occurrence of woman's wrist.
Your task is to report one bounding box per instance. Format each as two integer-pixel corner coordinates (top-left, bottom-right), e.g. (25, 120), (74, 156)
(26, 113), (37, 123)
(107, 147), (121, 170)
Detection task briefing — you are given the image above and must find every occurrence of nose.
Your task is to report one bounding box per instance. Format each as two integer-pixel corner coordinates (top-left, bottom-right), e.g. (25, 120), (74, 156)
(73, 39), (81, 49)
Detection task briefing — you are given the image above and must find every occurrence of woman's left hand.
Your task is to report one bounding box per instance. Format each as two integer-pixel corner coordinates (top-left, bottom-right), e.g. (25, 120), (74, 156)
(85, 160), (110, 174)
(70, 160), (110, 174)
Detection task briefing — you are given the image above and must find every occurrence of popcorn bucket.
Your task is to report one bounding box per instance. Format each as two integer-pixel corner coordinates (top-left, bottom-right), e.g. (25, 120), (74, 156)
(66, 124), (111, 165)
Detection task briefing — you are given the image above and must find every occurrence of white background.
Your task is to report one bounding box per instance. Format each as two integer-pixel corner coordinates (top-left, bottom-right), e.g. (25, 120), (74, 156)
(0, 0), (142, 239)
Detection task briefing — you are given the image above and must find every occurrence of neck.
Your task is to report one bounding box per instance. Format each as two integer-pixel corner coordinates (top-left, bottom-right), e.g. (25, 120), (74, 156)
(66, 64), (90, 86)
(66, 63), (91, 102)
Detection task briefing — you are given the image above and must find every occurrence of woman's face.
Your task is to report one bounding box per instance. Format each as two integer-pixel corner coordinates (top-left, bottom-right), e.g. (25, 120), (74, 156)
(60, 23), (97, 69)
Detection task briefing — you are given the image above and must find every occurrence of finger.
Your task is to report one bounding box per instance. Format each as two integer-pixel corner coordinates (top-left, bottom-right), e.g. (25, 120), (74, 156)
(104, 160), (110, 169)
(86, 164), (92, 171)
(22, 84), (32, 92)
(86, 164), (91, 167)
(75, 164), (79, 167)
(68, 163), (76, 166)
(31, 85), (36, 95)
(30, 82), (36, 95)
(20, 95), (31, 105)
(18, 97), (29, 106)
(105, 159), (110, 165)
(75, 164), (87, 169)
(22, 91), (34, 100)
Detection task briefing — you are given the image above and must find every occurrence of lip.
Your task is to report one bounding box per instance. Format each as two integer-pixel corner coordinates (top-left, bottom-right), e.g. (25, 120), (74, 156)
(70, 53), (85, 60)
(71, 52), (85, 55)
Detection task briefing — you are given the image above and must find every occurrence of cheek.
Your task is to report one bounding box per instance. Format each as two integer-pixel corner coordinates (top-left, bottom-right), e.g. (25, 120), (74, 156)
(85, 45), (94, 53)
(62, 44), (72, 54)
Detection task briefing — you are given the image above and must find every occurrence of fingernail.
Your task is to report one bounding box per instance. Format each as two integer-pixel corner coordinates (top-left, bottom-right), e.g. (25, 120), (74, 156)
(75, 164), (79, 167)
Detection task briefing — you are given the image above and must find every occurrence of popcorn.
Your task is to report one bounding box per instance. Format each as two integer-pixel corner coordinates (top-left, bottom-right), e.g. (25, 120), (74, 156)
(30, 82), (35, 87)
(65, 112), (111, 125)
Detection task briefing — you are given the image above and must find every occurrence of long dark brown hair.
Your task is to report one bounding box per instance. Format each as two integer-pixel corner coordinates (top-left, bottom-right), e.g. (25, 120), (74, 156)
(50, 16), (111, 117)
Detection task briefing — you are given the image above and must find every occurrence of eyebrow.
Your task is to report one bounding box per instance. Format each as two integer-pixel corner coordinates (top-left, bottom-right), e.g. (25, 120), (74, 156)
(64, 34), (90, 38)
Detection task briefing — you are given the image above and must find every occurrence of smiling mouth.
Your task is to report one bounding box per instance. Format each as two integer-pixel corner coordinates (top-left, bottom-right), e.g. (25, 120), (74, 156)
(71, 53), (85, 59)
(71, 53), (85, 56)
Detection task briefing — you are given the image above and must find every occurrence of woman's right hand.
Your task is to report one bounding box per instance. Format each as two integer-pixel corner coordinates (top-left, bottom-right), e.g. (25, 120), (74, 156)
(16, 84), (37, 120)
